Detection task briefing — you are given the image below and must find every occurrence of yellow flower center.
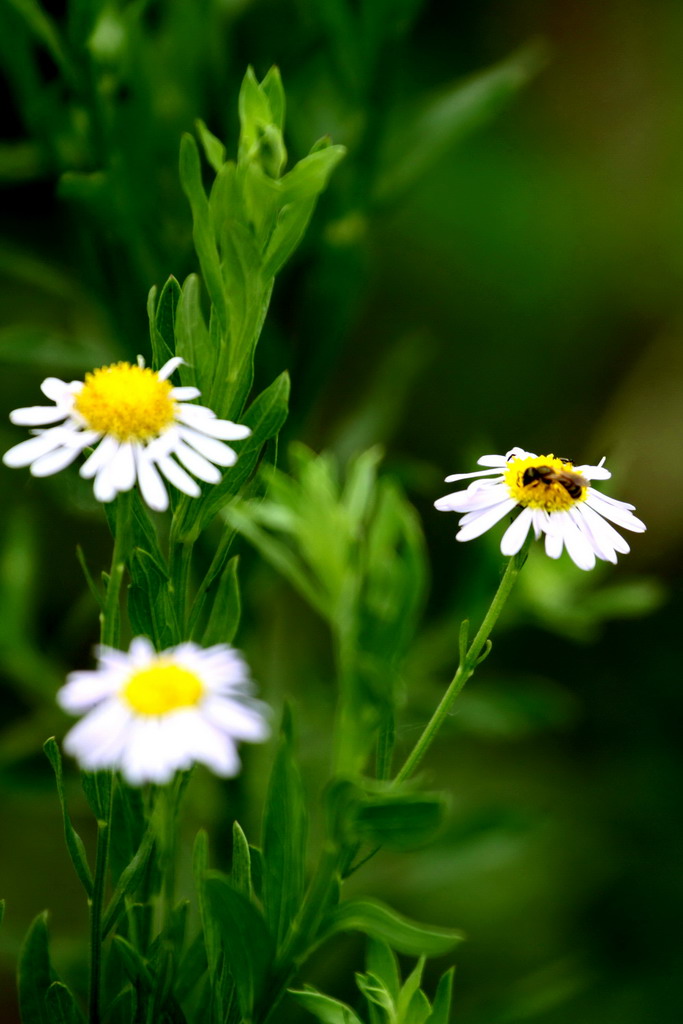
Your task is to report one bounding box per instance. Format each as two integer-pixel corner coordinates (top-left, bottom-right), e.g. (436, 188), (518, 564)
(73, 362), (176, 442)
(504, 453), (588, 511)
(123, 662), (204, 716)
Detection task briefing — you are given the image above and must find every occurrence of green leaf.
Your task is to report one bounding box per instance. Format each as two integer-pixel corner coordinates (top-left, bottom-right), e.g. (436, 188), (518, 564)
(179, 132), (229, 335)
(355, 971), (394, 1016)
(365, 939), (400, 1003)
(350, 791), (447, 852)
(102, 824), (156, 939)
(261, 66), (286, 131)
(263, 146), (346, 278)
(290, 985), (364, 1024)
(174, 274), (213, 396)
(328, 779), (447, 852)
(175, 931), (208, 1003)
(425, 968), (454, 1024)
(44, 982), (85, 1024)
(0, 900), (4, 927)
(177, 370), (290, 541)
(152, 276), (181, 371)
(376, 42), (547, 203)
(397, 959), (425, 1021)
(230, 820), (252, 899)
(43, 739), (93, 897)
(195, 119), (226, 174)
(262, 709), (308, 949)
(193, 829), (222, 1011)
(18, 911), (55, 1024)
(80, 769), (112, 824)
(201, 555), (241, 646)
(127, 549), (176, 650)
(203, 872), (275, 1020)
(321, 899), (464, 957)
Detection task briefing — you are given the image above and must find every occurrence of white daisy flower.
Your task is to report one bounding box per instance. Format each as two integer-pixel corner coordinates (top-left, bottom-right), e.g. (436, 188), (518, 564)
(435, 446), (646, 571)
(57, 637), (270, 785)
(2, 357), (251, 511)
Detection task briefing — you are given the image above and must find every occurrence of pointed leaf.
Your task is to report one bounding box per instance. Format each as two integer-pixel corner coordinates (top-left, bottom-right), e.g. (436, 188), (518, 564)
(179, 133), (229, 335)
(177, 370), (290, 540)
(43, 739), (93, 897)
(18, 911), (55, 1024)
(195, 119), (226, 173)
(203, 872), (275, 1020)
(365, 939), (400, 1003)
(262, 709), (308, 949)
(174, 274), (213, 395)
(44, 982), (85, 1024)
(201, 555), (241, 646)
(425, 968), (455, 1024)
(290, 985), (364, 1024)
(102, 824), (156, 939)
(230, 820), (252, 899)
(321, 899), (463, 957)
(152, 276), (181, 370)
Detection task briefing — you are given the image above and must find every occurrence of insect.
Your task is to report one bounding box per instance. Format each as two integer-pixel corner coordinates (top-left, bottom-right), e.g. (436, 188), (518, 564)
(521, 464), (588, 499)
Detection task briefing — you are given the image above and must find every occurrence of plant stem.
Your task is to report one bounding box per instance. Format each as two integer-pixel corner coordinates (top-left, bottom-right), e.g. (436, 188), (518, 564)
(101, 493), (132, 647)
(88, 779), (114, 1024)
(395, 546), (527, 784)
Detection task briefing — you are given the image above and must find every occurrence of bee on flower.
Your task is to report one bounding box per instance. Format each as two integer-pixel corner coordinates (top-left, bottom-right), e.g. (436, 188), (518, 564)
(435, 447), (645, 570)
(2, 357), (250, 511)
(57, 638), (270, 785)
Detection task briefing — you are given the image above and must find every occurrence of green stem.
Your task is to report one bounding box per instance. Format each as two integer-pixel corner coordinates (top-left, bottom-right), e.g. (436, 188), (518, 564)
(101, 493), (132, 647)
(88, 778), (114, 1024)
(395, 546), (527, 784)
(169, 537), (194, 640)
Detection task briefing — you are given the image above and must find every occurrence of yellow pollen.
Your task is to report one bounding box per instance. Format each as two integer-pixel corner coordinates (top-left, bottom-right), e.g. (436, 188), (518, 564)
(123, 661), (204, 716)
(73, 362), (176, 442)
(504, 453), (588, 512)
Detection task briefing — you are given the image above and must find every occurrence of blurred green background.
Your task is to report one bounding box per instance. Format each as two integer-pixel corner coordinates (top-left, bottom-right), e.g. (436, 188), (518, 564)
(1, 0), (682, 1021)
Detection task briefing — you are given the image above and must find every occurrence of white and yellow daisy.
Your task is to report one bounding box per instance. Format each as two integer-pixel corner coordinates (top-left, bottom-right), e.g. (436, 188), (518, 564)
(435, 446), (645, 571)
(2, 357), (250, 511)
(57, 637), (270, 785)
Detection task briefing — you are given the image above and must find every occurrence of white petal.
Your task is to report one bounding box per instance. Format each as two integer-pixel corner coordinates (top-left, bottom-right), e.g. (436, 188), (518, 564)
(176, 405), (251, 440)
(545, 529), (563, 559)
(3, 427), (67, 468)
(9, 405), (68, 426)
(178, 426), (238, 467)
(58, 670), (121, 713)
(476, 453), (510, 467)
(135, 449), (169, 512)
(444, 467), (503, 484)
(173, 440), (222, 483)
(500, 507), (534, 556)
(108, 442), (137, 492)
(127, 636), (156, 665)
(505, 447), (536, 461)
(572, 504), (628, 561)
(157, 356), (185, 381)
(585, 492), (646, 532)
(169, 386), (201, 401)
(63, 700), (132, 770)
(203, 696), (270, 742)
(40, 377), (73, 401)
(156, 455), (201, 498)
(578, 462), (611, 481)
(183, 715), (241, 776)
(120, 718), (178, 785)
(556, 513), (596, 570)
(30, 443), (86, 477)
(80, 435), (119, 479)
(455, 498), (518, 542)
(441, 483), (512, 517)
